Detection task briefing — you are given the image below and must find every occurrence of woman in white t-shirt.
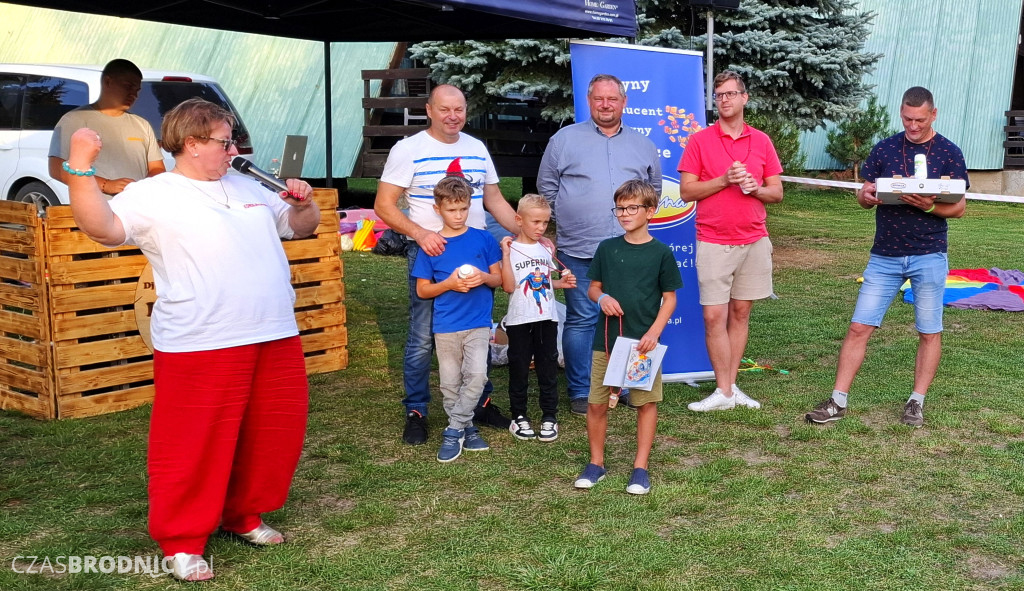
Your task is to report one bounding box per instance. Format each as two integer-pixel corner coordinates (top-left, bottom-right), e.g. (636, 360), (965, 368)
(63, 98), (320, 582)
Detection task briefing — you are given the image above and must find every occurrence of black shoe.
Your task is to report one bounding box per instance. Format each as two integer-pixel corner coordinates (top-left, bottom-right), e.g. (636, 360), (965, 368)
(473, 403), (512, 429)
(619, 390), (638, 410)
(403, 411), (427, 445)
(569, 398), (589, 416)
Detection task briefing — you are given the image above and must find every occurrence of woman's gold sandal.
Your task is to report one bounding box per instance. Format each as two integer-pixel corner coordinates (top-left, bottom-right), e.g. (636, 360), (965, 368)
(232, 521), (284, 545)
(171, 553), (214, 582)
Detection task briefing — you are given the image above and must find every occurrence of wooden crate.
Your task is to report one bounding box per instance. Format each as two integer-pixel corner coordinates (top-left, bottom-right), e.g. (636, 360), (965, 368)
(0, 188), (346, 420)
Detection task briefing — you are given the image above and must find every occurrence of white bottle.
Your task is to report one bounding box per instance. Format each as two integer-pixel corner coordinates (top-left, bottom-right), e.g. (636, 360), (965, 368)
(736, 161), (752, 194)
(458, 264), (474, 279)
(914, 154), (927, 180)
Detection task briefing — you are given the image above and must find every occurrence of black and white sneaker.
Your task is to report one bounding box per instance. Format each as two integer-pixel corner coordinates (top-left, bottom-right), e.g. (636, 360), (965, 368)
(509, 415), (536, 440)
(537, 420), (559, 442)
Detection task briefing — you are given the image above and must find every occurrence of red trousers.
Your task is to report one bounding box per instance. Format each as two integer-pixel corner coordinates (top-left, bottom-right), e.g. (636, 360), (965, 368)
(148, 336), (308, 556)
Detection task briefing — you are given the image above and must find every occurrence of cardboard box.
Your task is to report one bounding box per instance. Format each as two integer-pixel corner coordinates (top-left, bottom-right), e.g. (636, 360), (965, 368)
(875, 176), (966, 204)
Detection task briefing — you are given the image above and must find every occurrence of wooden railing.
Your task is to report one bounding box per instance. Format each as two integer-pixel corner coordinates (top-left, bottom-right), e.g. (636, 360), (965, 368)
(1003, 110), (1024, 167)
(353, 68), (556, 180)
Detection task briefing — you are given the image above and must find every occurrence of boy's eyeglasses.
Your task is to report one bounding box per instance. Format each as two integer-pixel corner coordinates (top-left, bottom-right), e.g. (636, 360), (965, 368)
(197, 136), (238, 151)
(611, 205), (645, 216)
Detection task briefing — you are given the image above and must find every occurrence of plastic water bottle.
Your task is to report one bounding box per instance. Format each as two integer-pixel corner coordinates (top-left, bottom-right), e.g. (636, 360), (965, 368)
(914, 154), (927, 180)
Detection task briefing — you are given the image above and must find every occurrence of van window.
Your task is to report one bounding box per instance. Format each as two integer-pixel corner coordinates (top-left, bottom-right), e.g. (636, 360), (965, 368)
(21, 76), (89, 130)
(0, 75), (24, 129)
(133, 81), (252, 149)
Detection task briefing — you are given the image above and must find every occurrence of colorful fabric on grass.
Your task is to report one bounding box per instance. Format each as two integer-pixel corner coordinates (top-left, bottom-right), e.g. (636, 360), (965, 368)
(903, 268), (1024, 311)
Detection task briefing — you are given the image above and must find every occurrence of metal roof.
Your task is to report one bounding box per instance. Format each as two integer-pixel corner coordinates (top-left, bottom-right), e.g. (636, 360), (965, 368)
(0, 2), (395, 177)
(802, 0), (1023, 170)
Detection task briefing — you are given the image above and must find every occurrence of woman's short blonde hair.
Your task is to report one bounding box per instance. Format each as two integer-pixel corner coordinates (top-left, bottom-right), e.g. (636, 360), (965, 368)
(161, 98), (235, 156)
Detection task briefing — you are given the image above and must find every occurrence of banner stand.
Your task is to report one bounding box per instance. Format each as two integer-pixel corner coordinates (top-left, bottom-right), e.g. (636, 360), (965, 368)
(569, 41), (713, 384)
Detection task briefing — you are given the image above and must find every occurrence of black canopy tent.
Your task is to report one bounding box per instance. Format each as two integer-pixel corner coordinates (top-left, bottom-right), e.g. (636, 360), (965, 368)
(2, 0), (636, 42)
(3, 0), (638, 182)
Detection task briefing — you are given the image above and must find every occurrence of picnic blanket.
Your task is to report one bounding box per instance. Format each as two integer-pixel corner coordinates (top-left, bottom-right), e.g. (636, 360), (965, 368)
(903, 268), (1024, 311)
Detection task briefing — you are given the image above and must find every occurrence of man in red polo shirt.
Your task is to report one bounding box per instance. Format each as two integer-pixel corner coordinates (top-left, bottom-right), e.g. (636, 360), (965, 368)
(677, 70), (784, 412)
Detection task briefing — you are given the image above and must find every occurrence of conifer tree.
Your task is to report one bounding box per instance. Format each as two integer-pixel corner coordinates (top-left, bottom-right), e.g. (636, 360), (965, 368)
(826, 95), (894, 181)
(410, 0), (880, 131)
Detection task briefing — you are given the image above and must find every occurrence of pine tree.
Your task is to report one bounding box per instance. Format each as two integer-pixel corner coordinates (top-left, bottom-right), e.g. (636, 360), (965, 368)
(410, 39), (573, 121)
(825, 95), (893, 182)
(688, 0), (882, 130)
(410, 0), (881, 131)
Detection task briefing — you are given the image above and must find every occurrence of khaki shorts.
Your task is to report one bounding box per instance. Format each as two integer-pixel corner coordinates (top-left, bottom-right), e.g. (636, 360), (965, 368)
(696, 237), (774, 305)
(588, 351), (663, 405)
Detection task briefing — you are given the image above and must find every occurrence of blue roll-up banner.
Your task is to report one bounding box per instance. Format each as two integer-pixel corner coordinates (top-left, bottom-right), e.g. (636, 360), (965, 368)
(569, 40), (713, 382)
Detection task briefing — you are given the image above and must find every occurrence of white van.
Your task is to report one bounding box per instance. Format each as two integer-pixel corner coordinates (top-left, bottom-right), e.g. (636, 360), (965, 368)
(0, 64), (253, 209)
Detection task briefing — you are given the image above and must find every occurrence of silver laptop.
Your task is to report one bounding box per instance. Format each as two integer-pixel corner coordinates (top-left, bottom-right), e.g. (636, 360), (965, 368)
(278, 135), (307, 179)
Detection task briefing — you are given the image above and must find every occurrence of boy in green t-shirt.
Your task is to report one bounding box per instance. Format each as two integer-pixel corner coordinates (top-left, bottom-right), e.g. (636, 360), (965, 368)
(573, 180), (684, 495)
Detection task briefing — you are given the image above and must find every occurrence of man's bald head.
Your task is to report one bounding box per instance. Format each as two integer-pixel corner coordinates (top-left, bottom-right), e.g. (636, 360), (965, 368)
(425, 84), (468, 144)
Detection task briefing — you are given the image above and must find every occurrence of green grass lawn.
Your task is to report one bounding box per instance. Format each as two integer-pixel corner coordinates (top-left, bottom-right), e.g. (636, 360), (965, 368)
(2, 186), (1023, 590)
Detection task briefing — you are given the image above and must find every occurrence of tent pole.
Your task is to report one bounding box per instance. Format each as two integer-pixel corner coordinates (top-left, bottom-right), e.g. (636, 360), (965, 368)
(705, 11), (713, 117)
(324, 40), (333, 188)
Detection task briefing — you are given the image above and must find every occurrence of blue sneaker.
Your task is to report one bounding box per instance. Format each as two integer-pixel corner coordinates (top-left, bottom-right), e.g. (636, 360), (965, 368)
(573, 463), (606, 489)
(463, 426), (490, 451)
(626, 468), (651, 495)
(437, 428), (464, 463)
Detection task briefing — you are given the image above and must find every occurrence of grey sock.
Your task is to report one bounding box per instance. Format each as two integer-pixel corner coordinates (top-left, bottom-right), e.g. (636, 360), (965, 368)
(909, 392), (925, 406)
(831, 390), (848, 408)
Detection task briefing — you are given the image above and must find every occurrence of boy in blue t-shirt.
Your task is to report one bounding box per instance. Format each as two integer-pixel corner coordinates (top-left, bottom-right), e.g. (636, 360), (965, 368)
(411, 176), (502, 463)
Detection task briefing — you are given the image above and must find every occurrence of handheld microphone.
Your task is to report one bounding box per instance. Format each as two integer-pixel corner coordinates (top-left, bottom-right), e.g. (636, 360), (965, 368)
(230, 156), (304, 200)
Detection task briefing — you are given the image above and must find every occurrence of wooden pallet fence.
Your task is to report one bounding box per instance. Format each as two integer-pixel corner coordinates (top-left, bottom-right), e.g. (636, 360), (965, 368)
(0, 188), (346, 420)
(0, 200), (53, 419)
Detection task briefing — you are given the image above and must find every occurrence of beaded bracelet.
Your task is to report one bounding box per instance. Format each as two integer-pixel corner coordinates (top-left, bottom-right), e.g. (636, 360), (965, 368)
(62, 161), (96, 177)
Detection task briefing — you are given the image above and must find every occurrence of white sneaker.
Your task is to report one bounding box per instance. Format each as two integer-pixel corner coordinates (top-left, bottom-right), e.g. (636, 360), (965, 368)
(731, 384), (761, 409)
(687, 388), (735, 412)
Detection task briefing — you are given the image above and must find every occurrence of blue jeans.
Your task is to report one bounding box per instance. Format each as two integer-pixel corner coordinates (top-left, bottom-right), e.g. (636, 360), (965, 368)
(558, 251), (600, 401)
(402, 242), (493, 416)
(852, 252), (948, 334)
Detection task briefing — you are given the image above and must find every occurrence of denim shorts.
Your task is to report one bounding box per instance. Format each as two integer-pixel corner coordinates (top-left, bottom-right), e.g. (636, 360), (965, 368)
(851, 252), (948, 334)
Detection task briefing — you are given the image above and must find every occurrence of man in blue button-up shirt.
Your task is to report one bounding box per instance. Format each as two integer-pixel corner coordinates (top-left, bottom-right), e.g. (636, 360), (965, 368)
(537, 73), (661, 416)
